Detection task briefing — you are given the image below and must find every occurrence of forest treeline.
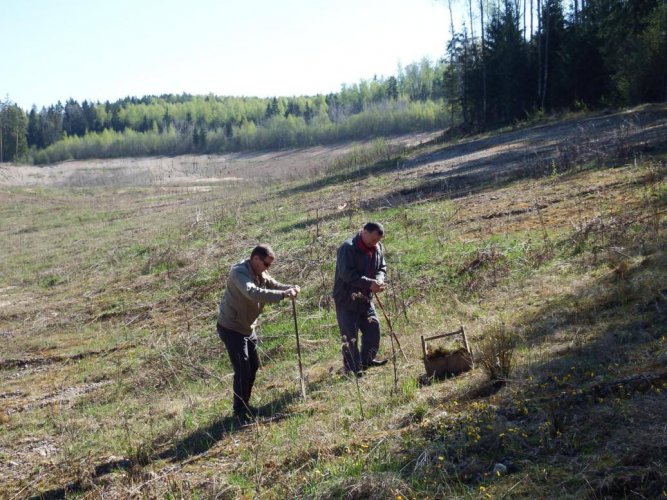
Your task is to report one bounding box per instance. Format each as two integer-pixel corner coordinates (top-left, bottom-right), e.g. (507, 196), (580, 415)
(1, 0), (665, 164)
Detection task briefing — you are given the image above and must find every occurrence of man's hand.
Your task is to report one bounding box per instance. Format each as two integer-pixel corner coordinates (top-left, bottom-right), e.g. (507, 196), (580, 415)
(283, 287), (299, 298)
(369, 280), (386, 293)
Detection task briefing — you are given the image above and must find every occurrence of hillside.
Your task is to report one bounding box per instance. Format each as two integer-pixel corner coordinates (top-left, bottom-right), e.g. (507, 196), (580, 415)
(0, 105), (666, 498)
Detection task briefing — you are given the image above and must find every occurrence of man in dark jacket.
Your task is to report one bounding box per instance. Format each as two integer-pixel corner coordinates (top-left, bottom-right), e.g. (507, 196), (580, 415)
(333, 222), (388, 377)
(217, 244), (299, 421)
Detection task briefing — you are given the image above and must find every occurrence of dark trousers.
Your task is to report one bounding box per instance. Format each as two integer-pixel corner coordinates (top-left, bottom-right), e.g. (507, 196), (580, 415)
(336, 303), (381, 372)
(217, 324), (259, 414)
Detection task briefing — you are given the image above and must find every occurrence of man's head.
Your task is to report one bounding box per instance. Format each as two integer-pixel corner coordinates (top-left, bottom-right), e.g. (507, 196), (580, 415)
(360, 221), (384, 247)
(250, 244), (275, 274)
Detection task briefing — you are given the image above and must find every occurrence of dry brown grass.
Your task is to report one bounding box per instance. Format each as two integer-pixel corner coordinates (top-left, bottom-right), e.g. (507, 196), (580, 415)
(476, 322), (516, 382)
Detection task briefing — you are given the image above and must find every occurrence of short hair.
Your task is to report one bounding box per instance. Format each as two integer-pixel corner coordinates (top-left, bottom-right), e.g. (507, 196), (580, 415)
(251, 244), (275, 259)
(363, 222), (384, 235)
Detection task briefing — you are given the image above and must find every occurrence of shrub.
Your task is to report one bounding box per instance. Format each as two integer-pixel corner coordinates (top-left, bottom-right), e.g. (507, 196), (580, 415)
(477, 322), (515, 382)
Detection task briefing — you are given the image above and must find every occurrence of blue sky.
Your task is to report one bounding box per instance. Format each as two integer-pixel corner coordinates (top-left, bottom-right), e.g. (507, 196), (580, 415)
(1, 0), (455, 110)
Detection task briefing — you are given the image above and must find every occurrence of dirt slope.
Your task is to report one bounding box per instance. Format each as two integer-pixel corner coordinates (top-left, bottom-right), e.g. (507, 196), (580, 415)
(1, 106), (664, 190)
(0, 132), (439, 188)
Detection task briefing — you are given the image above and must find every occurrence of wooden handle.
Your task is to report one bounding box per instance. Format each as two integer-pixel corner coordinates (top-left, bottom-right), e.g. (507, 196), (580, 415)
(422, 327), (464, 342)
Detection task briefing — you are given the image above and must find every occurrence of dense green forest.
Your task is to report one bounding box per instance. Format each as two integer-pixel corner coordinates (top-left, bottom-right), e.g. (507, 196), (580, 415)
(1, 0), (665, 164)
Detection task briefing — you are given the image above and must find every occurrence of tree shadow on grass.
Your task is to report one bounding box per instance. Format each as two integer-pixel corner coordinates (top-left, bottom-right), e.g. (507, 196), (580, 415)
(275, 129), (541, 201)
(281, 149), (665, 242)
(157, 388), (303, 462)
(30, 376), (340, 499)
(498, 260), (666, 495)
(276, 106), (667, 203)
(275, 149), (552, 235)
(362, 124), (667, 212)
(457, 243), (667, 401)
(274, 149), (536, 235)
(398, 245), (667, 497)
(274, 108), (667, 235)
(273, 120), (566, 201)
(30, 386), (308, 499)
(277, 157), (404, 198)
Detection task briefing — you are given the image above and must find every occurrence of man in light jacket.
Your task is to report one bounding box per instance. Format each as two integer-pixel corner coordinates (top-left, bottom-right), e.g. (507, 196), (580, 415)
(217, 244), (299, 421)
(333, 222), (388, 377)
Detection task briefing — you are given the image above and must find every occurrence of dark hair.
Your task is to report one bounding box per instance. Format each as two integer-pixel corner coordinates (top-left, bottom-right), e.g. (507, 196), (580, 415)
(363, 222), (384, 235)
(251, 244), (275, 259)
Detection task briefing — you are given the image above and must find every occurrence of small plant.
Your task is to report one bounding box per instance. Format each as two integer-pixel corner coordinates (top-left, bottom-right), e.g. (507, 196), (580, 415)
(342, 336), (365, 418)
(38, 274), (64, 288)
(412, 401), (428, 422)
(400, 376), (418, 401)
(477, 322), (515, 382)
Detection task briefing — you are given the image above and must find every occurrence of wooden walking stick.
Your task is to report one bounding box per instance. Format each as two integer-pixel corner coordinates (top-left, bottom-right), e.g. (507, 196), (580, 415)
(291, 297), (307, 401)
(374, 292), (408, 361)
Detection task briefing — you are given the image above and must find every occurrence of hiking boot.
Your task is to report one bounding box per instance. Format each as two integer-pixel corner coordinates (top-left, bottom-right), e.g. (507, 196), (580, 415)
(361, 358), (388, 369)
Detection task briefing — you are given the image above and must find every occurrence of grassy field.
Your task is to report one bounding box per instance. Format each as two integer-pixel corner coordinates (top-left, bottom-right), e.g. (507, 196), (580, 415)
(1, 106), (666, 498)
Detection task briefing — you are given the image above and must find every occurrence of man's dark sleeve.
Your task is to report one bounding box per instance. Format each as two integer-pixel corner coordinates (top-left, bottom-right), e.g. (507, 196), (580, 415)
(376, 245), (387, 282)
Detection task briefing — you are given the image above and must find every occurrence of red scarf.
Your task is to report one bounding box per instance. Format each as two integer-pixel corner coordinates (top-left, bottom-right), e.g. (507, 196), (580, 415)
(356, 234), (378, 280)
(355, 233), (377, 258)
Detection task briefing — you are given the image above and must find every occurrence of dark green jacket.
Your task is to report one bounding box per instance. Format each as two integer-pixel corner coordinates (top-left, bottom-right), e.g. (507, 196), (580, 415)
(332, 233), (387, 309)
